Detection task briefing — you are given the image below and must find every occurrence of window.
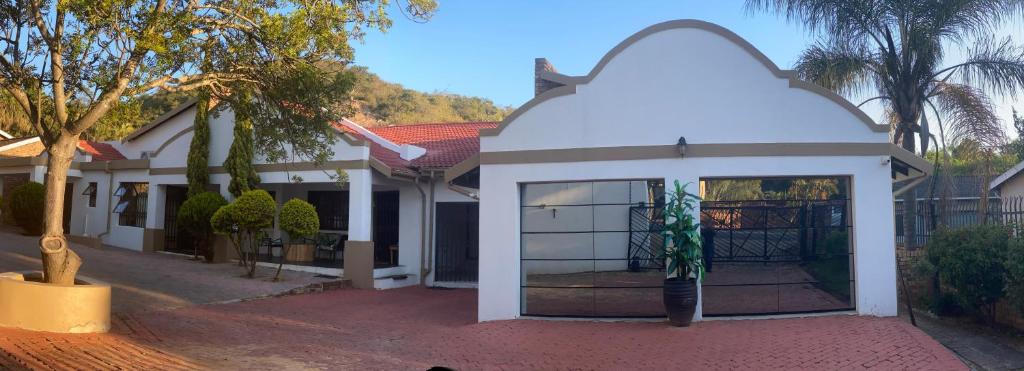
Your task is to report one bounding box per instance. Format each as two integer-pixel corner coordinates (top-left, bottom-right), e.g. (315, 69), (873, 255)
(308, 191), (348, 231)
(114, 182), (148, 228)
(82, 182), (97, 207)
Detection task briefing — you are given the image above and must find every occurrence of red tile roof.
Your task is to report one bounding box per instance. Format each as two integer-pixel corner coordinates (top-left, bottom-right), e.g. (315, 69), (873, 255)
(78, 140), (127, 161)
(335, 121), (498, 176)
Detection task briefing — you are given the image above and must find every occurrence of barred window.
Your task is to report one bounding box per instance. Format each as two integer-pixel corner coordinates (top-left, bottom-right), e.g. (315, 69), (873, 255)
(114, 182), (148, 228)
(82, 182), (97, 207)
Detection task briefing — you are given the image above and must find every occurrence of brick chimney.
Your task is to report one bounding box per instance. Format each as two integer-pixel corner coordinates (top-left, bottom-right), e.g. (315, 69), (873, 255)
(534, 58), (565, 97)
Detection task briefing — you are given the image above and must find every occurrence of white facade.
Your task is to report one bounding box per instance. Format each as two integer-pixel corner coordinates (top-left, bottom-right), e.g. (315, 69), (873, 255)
(476, 20), (916, 322)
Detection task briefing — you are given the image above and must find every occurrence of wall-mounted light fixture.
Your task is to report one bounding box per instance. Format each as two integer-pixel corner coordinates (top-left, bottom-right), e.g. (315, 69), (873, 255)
(677, 136), (688, 158)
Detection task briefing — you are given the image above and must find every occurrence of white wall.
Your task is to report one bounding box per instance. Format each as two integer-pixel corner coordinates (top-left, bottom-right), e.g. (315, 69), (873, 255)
(477, 22), (897, 322)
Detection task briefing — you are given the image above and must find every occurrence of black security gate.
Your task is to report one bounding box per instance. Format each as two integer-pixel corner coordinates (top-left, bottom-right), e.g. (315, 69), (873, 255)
(163, 186), (193, 254)
(435, 202), (479, 282)
(699, 198), (855, 316)
(373, 191), (400, 266)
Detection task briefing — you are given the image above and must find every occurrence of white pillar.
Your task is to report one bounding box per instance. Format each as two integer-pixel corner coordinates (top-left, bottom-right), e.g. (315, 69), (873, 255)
(347, 168), (372, 241)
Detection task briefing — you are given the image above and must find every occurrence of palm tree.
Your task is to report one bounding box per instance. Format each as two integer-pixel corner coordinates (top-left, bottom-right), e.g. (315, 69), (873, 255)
(747, 0), (1024, 247)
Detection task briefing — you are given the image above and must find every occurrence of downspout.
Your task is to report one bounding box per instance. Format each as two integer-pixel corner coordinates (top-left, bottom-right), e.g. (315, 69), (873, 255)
(415, 175), (429, 285)
(97, 162), (114, 240)
(426, 171), (437, 284)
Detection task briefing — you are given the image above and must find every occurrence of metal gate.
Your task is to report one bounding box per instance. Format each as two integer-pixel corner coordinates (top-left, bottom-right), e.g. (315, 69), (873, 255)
(435, 202), (479, 282)
(699, 199), (855, 316)
(627, 205), (665, 271)
(163, 186), (193, 254)
(373, 191), (400, 266)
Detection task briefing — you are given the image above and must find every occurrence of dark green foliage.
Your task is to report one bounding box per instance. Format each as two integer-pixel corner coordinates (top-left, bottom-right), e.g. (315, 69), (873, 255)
(928, 225), (1009, 320)
(176, 191), (227, 261)
(1005, 235), (1024, 313)
(660, 181), (704, 280)
(9, 182), (45, 235)
(279, 198), (319, 240)
(224, 99), (260, 197)
(186, 94), (211, 197)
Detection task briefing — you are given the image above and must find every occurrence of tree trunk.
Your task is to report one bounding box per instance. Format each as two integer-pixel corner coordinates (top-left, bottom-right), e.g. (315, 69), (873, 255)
(902, 131), (918, 249)
(40, 135), (82, 285)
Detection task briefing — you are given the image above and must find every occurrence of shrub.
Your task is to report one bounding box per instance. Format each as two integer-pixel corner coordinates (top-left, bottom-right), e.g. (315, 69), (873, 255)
(177, 191), (227, 261)
(231, 189), (275, 230)
(210, 204), (237, 236)
(275, 198), (319, 280)
(927, 224), (1009, 321)
(9, 182), (45, 235)
(1005, 236), (1024, 313)
(279, 198), (319, 240)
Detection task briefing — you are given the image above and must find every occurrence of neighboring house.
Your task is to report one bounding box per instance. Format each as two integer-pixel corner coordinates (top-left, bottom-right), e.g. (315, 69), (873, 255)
(0, 20), (930, 323)
(991, 161), (1024, 199)
(893, 175), (1001, 245)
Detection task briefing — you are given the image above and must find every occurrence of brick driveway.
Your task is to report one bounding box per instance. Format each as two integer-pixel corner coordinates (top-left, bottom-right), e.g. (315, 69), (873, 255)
(0, 287), (964, 370)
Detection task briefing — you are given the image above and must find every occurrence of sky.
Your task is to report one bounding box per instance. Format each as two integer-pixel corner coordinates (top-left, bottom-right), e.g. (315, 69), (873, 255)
(353, 0), (1024, 135)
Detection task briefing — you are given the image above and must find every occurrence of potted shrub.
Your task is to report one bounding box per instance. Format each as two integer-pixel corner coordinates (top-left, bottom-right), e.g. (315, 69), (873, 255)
(176, 191), (227, 262)
(660, 180), (705, 326)
(9, 182), (45, 235)
(276, 198), (319, 281)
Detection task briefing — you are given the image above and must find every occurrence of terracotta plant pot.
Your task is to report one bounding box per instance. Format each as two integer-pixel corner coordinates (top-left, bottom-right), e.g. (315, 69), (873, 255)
(663, 277), (698, 326)
(0, 271), (111, 333)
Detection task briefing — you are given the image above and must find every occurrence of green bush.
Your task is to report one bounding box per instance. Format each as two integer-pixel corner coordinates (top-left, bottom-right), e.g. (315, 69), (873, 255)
(1005, 236), (1024, 313)
(928, 224), (1009, 319)
(279, 198), (319, 240)
(210, 204), (237, 236)
(231, 190), (275, 230)
(177, 191), (227, 261)
(9, 182), (45, 235)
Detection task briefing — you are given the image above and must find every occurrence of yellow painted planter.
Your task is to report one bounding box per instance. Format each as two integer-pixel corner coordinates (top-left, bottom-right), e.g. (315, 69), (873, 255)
(0, 271), (111, 333)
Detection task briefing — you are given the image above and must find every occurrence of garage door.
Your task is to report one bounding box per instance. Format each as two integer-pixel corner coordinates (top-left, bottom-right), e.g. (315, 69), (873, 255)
(520, 180), (666, 317)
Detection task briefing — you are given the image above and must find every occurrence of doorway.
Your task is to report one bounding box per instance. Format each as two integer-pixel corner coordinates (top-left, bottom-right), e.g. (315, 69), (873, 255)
(435, 202), (479, 282)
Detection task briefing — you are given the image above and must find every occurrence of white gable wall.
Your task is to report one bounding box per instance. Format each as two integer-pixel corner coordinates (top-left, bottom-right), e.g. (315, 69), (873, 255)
(477, 21), (897, 322)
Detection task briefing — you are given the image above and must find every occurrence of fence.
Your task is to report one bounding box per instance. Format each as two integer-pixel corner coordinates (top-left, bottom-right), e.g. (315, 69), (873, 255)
(895, 195), (1024, 246)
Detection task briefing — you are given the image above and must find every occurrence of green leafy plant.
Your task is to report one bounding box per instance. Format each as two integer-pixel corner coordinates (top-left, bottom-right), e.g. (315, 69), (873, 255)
(186, 92), (211, 197)
(177, 191), (227, 262)
(211, 190), (277, 278)
(1005, 235), (1024, 314)
(275, 198), (320, 281)
(9, 182), (45, 235)
(927, 224), (1009, 322)
(660, 180), (705, 281)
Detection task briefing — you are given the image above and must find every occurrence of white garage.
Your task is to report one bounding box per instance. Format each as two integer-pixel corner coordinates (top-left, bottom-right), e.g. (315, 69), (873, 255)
(469, 20), (930, 321)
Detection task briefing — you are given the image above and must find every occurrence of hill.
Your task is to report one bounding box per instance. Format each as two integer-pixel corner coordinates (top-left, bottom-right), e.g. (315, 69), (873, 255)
(0, 66), (513, 140)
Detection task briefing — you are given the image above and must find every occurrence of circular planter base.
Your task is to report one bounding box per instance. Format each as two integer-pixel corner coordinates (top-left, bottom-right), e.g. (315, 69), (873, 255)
(0, 271), (111, 333)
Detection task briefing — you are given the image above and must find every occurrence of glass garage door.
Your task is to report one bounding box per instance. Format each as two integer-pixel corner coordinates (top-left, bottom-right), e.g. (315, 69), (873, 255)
(520, 180), (665, 317)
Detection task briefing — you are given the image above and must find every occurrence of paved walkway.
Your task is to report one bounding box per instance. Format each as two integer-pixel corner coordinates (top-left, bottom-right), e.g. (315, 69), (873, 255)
(910, 311), (1024, 370)
(0, 287), (964, 370)
(0, 229), (332, 313)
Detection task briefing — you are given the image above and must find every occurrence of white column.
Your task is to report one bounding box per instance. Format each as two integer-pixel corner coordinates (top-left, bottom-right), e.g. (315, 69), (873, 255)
(347, 168), (372, 241)
(145, 184), (164, 229)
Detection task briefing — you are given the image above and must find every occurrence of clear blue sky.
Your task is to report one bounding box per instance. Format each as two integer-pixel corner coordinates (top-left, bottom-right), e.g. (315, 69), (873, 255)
(354, 0), (1022, 131)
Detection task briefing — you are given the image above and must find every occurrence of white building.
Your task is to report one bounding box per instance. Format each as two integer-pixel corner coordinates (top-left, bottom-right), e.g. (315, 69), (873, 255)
(0, 20), (928, 322)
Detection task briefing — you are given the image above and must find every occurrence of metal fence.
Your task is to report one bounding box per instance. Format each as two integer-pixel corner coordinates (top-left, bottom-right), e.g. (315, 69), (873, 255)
(895, 195), (1024, 246)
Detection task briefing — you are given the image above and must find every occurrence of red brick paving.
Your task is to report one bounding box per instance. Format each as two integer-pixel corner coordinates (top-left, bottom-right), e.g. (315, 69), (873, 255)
(0, 287), (965, 370)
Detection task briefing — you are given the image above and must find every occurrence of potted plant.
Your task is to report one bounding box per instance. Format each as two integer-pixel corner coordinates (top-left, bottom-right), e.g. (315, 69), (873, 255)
(660, 180), (705, 326)
(277, 198), (320, 281)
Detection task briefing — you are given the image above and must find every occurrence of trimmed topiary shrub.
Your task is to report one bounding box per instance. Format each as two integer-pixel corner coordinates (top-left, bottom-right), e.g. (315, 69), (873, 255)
(10, 182), (45, 235)
(211, 190), (277, 278)
(275, 198), (319, 281)
(177, 191), (227, 261)
(928, 224), (1009, 322)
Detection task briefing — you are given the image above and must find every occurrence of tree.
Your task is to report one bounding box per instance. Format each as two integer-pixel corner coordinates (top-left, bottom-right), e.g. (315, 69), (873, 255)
(224, 97), (260, 197)
(748, 0), (1024, 247)
(0, 0), (436, 284)
(186, 92), (210, 197)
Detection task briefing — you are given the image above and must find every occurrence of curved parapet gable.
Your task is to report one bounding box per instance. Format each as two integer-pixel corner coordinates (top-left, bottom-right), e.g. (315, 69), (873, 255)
(481, 19), (889, 152)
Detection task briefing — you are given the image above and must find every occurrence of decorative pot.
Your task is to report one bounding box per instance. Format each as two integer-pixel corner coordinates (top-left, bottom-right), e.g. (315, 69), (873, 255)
(663, 277), (698, 326)
(0, 271), (111, 333)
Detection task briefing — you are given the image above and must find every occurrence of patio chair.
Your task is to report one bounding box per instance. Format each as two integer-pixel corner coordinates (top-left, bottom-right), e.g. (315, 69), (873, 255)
(259, 237), (284, 259)
(312, 233), (343, 262)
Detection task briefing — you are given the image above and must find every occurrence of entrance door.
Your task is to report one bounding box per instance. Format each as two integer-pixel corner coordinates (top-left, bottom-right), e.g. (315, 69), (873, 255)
(373, 191), (399, 266)
(163, 186), (192, 254)
(435, 202), (479, 282)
